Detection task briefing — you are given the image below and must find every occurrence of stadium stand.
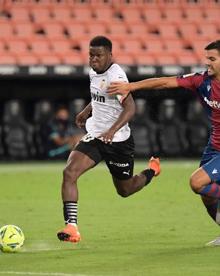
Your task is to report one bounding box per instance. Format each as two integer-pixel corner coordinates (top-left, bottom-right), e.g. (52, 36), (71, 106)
(157, 99), (188, 157)
(0, 0), (219, 66)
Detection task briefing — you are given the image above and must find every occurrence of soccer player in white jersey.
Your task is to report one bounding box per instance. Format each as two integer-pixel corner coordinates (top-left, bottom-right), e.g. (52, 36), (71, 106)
(57, 36), (161, 243)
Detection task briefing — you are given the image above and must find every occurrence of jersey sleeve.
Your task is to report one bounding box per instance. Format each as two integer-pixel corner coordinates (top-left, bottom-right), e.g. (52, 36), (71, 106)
(176, 72), (206, 92)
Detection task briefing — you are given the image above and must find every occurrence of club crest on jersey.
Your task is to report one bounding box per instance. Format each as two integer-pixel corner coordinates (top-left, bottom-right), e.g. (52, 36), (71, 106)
(100, 79), (106, 89)
(91, 91), (105, 102)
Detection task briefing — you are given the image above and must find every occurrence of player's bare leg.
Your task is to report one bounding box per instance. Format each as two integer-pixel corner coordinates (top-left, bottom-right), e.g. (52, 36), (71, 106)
(57, 150), (96, 243)
(113, 157), (160, 197)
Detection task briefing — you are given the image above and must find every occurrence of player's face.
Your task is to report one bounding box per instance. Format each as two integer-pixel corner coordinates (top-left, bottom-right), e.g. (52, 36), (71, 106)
(89, 46), (112, 73)
(205, 49), (220, 79)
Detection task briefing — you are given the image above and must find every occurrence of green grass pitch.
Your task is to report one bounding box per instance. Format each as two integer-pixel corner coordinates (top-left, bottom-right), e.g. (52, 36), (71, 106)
(1, 160), (220, 276)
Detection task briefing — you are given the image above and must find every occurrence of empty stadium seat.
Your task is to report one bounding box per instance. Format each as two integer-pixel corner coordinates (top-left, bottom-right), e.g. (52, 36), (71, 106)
(0, 22), (14, 38)
(142, 8), (162, 23)
(116, 6), (143, 23)
(93, 6), (116, 22)
(6, 38), (28, 54)
(156, 53), (177, 65)
(9, 7), (31, 22)
(176, 51), (199, 65)
(39, 22), (66, 39)
(65, 22), (88, 38)
(114, 53), (135, 65)
(162, 7), (184, 24)
(0, 53), (17, 64)
(158, 23), (179, 39)
(28, 39), (52, 54)
(14, 22), (34, 38)
(183, 7), (205, 23)
(203, 8), (220, 24)
(30, 7), (52, 22)
(51, 7), (73, 23)
(39, 54), (61, 65)
(61, 51), (86, 65)
(134, 54), (157, 65)
(86, 22), (108, 37)
(16, 53), (39, 65)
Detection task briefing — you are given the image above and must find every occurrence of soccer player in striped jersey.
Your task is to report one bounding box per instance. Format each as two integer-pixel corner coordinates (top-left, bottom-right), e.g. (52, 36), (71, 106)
(108, 40), (220, 246)
(57, 36), (161, 243)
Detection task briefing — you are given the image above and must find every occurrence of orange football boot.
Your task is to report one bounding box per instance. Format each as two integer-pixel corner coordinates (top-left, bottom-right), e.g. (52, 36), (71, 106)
(57, 224), (81, 243)
(148, 157), (161, 176)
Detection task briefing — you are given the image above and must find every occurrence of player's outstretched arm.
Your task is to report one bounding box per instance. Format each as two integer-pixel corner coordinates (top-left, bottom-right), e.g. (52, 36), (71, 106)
(107, 76), (179, 97)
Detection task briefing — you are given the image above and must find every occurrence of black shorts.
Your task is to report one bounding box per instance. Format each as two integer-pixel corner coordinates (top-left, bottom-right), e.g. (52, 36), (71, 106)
(74, 134), (135, 180)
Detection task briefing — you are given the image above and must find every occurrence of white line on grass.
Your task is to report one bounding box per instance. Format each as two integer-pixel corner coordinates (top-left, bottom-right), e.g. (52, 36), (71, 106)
(0, 272), (90, 276)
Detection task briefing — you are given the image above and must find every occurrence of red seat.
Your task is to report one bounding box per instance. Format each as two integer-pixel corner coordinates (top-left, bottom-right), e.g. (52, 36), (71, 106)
(0, 53), (17, 64)
(178, 22), (199, 39)
(162, 7), (184, 24)
(158, 23), (179, 39)
(141, 38), (164, 54)
(51, 39), (73, 54)
(107, 22), (129, 36)
(41, 22), (65, 39)
(121, 38), (144, 54)
(39, 54), (62, 65)
(197, 23), (219, 40)
(142, 8), (162, 23)
(7, 38), (28, 54)
(134, 53), (157, 65)
(10, 7), (30, 22)
(176, 51), (199, 65)
(30, 7), (52, 22)
(51, 7), (73, 23)
(72, 7), (93, 21)
(14, 22), (34, 38)
(61, 51), (86, 65)
(93, 7), (115, 22)
(65, 22), (87, 38)
(156, 53), (177, 65)
(0, 22), (14, 38)
(203, 8), (220, 24)
(16, 53), (39, 65)
(28, 39), (51, 54)
(183, 7), (205, 23)
(117, 6), (143, 23)
(114, 53), (135, 65)
(127, 22), (148, 38)
(163, 39), (189, 53)
(86, 23), (108, 37)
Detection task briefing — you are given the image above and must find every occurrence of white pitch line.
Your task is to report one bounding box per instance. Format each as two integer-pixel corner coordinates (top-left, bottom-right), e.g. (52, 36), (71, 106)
(0, 272), (90, 276)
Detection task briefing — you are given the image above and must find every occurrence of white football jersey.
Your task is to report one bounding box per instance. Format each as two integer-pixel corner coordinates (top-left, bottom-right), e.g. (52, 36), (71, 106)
(86, 63), (131, 142)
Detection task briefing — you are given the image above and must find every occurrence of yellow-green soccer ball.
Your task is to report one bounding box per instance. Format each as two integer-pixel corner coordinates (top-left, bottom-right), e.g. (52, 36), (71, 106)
(0, 225), (25, 253)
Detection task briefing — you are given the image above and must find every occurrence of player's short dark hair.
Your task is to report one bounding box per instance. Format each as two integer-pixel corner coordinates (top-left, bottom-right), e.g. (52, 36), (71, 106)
(205, 40), (220, 53)
(89, 36), (112, 52)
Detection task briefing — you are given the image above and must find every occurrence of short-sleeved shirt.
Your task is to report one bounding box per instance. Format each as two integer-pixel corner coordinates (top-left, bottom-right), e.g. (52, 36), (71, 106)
(86, 63), (131, 142)
(177, 71), (220, 151)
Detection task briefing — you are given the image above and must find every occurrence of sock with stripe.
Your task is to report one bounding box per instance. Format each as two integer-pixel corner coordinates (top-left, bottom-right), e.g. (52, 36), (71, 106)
(199, 183), (220, 199)
(63, 201), (78, 225)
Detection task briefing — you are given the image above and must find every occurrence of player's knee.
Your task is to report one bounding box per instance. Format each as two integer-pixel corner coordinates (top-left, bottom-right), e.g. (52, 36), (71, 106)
(189, 174), (201, 194)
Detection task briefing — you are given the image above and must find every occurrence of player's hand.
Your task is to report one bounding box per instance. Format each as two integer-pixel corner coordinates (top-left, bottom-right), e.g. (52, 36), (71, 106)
(98, 129), (115, 144)
(107, 82), (131, 97)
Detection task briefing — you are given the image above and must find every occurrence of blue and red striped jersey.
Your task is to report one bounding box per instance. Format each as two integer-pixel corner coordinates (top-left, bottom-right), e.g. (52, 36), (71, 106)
(177, 71), (220, 151)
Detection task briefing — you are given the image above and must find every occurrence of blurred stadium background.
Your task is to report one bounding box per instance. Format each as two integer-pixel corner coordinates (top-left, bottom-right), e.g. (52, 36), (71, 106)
(0, 0), (219, 161)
